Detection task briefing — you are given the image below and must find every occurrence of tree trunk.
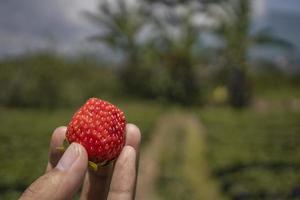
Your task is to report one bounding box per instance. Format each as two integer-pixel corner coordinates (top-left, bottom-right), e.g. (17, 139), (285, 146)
(228, 67), (251, 108)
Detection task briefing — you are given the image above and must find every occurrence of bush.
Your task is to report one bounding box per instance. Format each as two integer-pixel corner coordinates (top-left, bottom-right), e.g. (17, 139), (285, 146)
(0, 53), (120, 108)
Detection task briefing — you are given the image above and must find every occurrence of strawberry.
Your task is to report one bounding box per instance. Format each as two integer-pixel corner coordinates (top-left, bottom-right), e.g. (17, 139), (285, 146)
(65, 98), (126, 167)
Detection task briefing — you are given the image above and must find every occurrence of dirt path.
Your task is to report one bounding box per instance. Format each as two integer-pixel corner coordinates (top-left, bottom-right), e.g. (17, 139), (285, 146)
(253, 98), (300, 112)
(136, 111), (222, 200)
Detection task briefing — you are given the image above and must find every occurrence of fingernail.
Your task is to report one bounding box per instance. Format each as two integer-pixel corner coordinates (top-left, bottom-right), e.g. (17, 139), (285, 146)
(56, 143), (81, 171)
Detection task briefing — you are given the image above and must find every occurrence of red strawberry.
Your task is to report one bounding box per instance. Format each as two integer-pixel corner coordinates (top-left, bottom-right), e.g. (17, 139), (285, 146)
(66, 98), (126, 166)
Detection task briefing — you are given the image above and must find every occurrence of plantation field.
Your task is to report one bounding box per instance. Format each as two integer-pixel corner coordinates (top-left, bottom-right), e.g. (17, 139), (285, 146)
(0, 100), (300, 199)
(200, 107), (300, 199)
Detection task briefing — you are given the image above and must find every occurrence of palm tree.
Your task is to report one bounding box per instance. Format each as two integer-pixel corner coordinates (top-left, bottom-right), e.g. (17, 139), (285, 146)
(147, 2), (208, 104)
(208, 0), (293, 108)
(84, 0), (149, 94)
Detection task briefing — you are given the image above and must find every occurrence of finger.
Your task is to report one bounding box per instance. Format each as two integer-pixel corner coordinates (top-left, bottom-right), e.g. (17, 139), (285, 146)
(80, 123), (141, 200)
(107, 146), (137, 200)
(125, 123), (141, 152)
(125, 123), (141, 199)
(20, 143), (88, 200)
(46, 126), (67, 172)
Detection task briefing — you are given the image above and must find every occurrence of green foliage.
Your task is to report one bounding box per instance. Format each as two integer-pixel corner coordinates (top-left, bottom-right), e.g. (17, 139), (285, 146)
(253, 72), (300, 101)
(0, 108), (71, 199)
(82, 0), (296, 107)
(148, 4), (205, 105)
(84, 0), (152, 97)
(199, 107), (300, 199)
(0, 53), (120, 108)
(208, 0), (294, 108)
(85, 0), (207, 105)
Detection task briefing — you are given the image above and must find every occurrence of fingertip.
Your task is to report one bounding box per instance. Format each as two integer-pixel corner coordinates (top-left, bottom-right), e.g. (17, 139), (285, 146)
(51, 126), (67, 146)
(56, 142), (88, 172)
(70, 142), (89, 167)
(123, 145), (136, 158)
(76, 142), (89, 164)
(53, 126), (67, 134)
(126, 124), (141, 137)
(115, 145), (136, 170)
(126, 124), (141, 151)
(47, 126), (67, 171)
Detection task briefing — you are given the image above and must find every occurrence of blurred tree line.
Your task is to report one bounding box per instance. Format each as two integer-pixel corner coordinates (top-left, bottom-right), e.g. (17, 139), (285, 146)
(0, 0), (297, 108)
(0, 53), (120, 108)
(85, 0), (294, 107)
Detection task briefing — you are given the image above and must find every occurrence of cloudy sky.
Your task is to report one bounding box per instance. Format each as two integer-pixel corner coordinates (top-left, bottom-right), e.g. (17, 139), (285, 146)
(253, 0), (300, 49)
(1, 0), (300, 58)
(0, 0), (99, 56)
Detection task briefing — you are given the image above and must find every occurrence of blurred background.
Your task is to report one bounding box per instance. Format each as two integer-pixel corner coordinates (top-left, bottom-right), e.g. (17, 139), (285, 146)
(0, 0), (300, 199)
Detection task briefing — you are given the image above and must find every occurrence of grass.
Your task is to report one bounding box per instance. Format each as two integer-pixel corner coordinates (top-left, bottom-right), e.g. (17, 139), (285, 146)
(257, 85), (300, 101)
(0, 108), (71, 199)
(198, 107), (300, 199)
(1, 97), (300, 199)
(153, 106), (300, 199)
(0, 100), (163, 199)
(253, 73), (300, 101)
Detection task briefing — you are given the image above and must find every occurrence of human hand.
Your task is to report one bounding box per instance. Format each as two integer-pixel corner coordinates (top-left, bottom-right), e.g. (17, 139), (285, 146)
(19, 124), (141, 200)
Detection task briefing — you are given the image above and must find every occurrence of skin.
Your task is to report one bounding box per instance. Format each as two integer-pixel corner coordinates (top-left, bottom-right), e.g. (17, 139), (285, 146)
(19, 124), (141, 200)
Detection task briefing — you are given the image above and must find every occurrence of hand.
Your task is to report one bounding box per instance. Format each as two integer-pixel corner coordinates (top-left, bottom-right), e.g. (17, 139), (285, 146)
(19, 124), (141, 200)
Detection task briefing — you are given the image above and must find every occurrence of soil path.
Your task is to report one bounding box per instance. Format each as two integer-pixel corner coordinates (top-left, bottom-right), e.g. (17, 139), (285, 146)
(136, 111), (221, 200)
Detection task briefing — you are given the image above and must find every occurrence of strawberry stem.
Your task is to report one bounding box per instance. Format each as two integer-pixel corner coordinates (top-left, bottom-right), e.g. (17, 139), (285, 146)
(88, 161), (98, 171)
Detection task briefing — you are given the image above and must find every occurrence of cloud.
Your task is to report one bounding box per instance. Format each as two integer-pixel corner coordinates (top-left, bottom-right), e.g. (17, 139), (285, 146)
(0, 0), (300, 58)
(268, 0), (300, 13)
(252, 0), (267, 21)
(0, 0), (99, 57)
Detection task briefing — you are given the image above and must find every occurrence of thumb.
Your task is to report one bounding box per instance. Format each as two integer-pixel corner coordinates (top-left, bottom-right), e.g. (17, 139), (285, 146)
(20, 143), (88, 200)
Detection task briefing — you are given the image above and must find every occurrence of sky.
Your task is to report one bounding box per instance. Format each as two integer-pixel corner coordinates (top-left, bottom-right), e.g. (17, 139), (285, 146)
(1, 0), (300, 60)
(253, 0), (300, 49)
(0, 0), (100, 57)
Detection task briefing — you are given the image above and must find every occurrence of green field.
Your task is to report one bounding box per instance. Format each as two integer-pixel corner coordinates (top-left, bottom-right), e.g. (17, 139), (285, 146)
(0, 100), (300, 199)
(200, 107), (300, 199)
(0, 101), (164, 199)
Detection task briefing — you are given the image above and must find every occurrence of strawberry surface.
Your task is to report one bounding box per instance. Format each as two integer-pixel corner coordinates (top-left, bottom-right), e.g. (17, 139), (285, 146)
(66, 98), (126, 164)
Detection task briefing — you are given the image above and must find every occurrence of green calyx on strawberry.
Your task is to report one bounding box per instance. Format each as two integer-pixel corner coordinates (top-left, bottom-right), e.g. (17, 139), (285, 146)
(58, 98), (126, 171)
